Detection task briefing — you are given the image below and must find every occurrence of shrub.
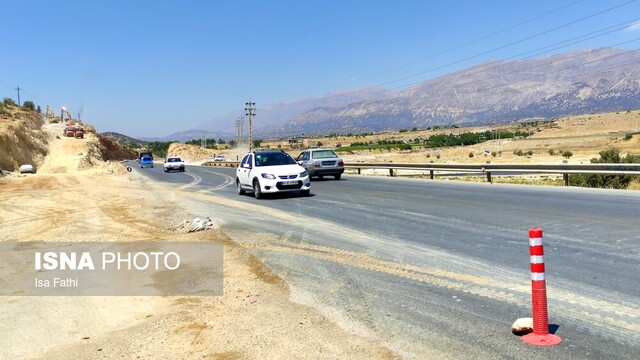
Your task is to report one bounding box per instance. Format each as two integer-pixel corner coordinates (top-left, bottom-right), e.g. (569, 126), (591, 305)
(3, 98), (16, 106)
(468, 152), (474, 158)
(491, 151), (497, 157)
(399, 129), (408, 133)
(527, 150), (533, 156)
(562, 151), (573, 159)
(570, 148), (639, 189)
(624, 133), (633, 141)
(548, 149), (556, 156)
(23, 101), (35, 111)
(514, 150), (524, 156)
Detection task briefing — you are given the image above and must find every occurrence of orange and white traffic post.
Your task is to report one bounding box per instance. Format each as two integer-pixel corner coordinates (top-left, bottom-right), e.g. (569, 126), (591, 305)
(522, 228), (562, 346)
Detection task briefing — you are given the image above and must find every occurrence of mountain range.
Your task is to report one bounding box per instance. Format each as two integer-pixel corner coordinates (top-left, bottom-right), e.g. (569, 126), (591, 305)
(145, 48), (640, 142)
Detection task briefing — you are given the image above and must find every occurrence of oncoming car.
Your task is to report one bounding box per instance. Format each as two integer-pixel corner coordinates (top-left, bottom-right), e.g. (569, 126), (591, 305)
(163, 157), (185, 172)
(296, 148), (344, 180)
(236, 151), (311, 199)
(140, 156), (154, 168)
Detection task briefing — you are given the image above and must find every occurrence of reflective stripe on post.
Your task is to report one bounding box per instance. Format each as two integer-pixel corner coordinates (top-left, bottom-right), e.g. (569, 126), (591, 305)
(522, 228), (562, 346)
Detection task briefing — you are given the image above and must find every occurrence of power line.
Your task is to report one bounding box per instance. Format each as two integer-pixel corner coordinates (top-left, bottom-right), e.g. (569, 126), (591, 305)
(373, 0), (639, 90)
(296, 0), (589, 96)
(390, 37), (640, 92)
(15, 86), (21, 106)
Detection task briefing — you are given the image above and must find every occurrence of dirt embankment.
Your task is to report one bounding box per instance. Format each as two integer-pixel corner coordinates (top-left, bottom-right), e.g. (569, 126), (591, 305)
(167, 142), (217, 161)
(167, 143), (247, 164)
(0, 107), (48, 172)
(0, 106), (137, 175)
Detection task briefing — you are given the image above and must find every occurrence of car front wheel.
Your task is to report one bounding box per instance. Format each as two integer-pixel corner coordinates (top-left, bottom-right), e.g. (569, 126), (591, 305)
(301, 190), (310, 197)
(253, 179), (263, 199)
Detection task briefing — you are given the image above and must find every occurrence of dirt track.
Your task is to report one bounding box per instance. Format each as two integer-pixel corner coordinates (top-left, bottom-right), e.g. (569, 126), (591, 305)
(0, 132), (396, 359)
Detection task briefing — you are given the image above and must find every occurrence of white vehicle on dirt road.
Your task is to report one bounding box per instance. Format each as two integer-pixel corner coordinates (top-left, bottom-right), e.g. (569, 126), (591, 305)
(163, 157), (185, 172)
(236, 150), (310, 199)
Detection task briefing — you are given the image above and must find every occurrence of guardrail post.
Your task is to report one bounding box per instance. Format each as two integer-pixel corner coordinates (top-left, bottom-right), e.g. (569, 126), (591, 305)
(430, 170), (434, 179)
(389, 169), (394, 177)
(358, 168), (361, 175)
(522, 228), (562, 347)
(563, 173), (569, 186)
(486, 172), (492, 183)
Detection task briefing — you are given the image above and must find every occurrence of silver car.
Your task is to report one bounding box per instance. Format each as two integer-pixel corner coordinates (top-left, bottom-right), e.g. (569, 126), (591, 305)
(296, 149), (344, 180)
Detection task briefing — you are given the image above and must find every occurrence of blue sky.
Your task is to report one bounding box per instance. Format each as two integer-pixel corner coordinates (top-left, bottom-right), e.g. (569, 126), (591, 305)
(1, 0), (640, 137)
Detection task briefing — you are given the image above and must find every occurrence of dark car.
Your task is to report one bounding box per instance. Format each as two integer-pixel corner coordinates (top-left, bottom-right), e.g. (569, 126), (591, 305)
(296, 149), (344, 180)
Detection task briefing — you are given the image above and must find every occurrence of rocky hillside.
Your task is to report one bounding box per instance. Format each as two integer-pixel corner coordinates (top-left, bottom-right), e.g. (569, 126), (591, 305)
(275, 48), (640, 135)
(0, 103), (137, 174)
(0, 104), (48, 172)
(101, 131), (147, 148)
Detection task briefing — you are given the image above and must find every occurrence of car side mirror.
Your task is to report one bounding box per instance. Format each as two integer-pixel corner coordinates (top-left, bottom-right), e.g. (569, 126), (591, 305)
(297, 161), (303, 165)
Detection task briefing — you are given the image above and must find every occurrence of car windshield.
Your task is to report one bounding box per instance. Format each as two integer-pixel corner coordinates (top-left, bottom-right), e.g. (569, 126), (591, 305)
(142, 157), (152, 161)
(255, 153), (296, 166)
(168, 158), (181, 162)
(312, 150), (338, 159)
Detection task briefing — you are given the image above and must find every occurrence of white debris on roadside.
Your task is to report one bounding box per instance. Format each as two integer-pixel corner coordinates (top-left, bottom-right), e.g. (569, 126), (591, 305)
(511, 317), (534, 336)
(173, 217), (215, 233)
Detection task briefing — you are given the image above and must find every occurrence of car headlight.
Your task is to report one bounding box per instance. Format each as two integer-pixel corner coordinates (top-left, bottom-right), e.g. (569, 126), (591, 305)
(261, 173), (276, 179)
(299, 171), (308, 178)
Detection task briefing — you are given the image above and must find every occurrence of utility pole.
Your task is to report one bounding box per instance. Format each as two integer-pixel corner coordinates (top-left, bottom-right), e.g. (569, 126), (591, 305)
(235, 116), (244, 147)
(15, 86), (21, 106)
(245, 100), (255, 151)
(240, 115), (245, 145)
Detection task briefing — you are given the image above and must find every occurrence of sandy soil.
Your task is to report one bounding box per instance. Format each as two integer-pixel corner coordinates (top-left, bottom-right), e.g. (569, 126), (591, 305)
(0, 132), (395, 359)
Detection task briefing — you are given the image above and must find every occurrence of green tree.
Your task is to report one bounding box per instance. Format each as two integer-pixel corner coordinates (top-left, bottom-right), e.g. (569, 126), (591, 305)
(562, 150), (573, 159)
(253, 139), (262, 148)
(23, 101), (35, 111)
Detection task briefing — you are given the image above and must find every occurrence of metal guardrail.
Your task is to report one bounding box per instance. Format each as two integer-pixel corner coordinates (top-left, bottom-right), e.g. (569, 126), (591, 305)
(344, 162), (640, 186)
(202, 161), (240, 168)
(199, 160), (640, 186)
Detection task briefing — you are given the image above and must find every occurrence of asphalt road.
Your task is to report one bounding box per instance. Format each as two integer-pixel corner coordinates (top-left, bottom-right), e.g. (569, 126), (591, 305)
(135, 163), (640, 359)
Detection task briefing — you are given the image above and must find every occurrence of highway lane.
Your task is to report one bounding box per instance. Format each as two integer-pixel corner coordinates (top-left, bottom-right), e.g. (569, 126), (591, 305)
(136, 164), (640, 359)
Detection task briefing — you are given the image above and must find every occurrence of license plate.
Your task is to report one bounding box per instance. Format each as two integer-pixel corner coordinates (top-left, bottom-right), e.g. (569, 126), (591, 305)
(282, 180), (298, 185)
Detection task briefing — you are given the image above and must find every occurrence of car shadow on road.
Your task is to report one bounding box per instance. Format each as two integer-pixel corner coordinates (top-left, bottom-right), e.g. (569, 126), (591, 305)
(239, 192), (317, 201)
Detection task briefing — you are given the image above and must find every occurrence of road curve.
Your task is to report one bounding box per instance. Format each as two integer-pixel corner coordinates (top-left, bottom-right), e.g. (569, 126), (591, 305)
(136, 164), (640, 359)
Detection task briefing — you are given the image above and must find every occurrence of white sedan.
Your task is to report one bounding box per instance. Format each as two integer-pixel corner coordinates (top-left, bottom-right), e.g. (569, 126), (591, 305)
(163, 157), (185, 172)
(236, 151), (310, 199)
